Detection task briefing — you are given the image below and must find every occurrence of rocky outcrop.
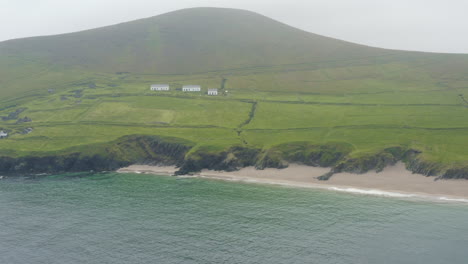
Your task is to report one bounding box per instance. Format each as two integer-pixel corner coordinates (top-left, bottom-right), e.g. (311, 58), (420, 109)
(1, 108), (27, 121)
(175, 146), (261, 175)
(1, 137), (467, 180)
(176, 142), (468, 180)
(0, 135), (193, 176)
(255, 142), (353, 170)
(332, 147), (408, 174)
(16, 116), (32, 124)
(405, 158), (443, 177)
(443, 167), (468, 179)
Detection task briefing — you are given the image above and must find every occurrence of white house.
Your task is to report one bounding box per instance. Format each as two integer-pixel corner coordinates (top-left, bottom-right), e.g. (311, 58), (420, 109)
(150, 84), (170, 91)
(182, 85), (201, 92)
(0, 131), (7, 139)
(207, 89), (218, 96)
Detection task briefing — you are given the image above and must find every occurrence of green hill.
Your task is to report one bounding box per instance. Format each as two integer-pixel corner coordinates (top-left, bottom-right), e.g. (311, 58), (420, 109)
(1, 8), (390, 73)
(1, 7), (468, 177)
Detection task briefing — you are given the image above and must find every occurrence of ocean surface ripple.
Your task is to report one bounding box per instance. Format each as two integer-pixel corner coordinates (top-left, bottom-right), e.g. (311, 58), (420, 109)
(0, 173), (467, 264)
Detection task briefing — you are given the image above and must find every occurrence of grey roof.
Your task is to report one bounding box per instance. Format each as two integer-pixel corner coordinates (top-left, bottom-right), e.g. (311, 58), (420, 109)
(151, 84), (169, 87)
(208, 88), (218, 91)
(183, 85), (201, 88)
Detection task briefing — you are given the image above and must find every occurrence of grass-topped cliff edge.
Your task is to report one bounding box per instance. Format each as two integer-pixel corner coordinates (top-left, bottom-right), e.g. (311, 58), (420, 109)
(1, 8), (468, 178)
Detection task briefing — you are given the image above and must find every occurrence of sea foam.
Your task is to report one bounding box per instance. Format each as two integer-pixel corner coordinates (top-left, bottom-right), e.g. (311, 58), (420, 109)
(438, 197), (468, 203)
(328, 187), (468, 203)
(191, 174), (468, 204)
(328, 187), (417, 198)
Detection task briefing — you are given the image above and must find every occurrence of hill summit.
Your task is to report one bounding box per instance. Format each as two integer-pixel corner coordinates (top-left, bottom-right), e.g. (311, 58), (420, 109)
(1, 7), (392, 74)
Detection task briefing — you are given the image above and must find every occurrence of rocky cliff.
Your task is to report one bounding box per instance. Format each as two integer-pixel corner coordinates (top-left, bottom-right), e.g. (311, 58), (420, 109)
(1, 136), (467, 180)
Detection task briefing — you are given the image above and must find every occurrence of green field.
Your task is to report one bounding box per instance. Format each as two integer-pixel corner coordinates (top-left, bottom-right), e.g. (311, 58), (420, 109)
(1, 7), (468, 174)
(1, 78), (467, 166)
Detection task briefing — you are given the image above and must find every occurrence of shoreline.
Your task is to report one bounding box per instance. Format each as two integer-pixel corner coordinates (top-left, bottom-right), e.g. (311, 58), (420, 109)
(117, 163), (468, 203)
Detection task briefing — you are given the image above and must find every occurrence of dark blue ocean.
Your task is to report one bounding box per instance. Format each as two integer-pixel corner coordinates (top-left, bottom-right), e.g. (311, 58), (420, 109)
(1, 173), (467, 264)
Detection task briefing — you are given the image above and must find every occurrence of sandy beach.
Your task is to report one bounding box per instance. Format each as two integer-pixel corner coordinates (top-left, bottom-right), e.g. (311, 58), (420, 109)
(117, 163), (468, 202)
(117, 165), (178, 175)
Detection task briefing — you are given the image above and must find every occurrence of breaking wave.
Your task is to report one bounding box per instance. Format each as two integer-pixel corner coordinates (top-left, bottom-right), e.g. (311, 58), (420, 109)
(327, 187), (417, 198)
(438, 197), (468, 203)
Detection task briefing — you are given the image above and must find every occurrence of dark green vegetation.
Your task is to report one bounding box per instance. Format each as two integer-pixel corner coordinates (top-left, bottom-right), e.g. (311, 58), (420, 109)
(1, 8), (468, 178)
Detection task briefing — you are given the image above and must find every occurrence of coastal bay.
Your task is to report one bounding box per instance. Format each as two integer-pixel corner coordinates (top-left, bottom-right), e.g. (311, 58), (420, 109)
(118, 163), (468, 202)
(1, 171), (467, 263)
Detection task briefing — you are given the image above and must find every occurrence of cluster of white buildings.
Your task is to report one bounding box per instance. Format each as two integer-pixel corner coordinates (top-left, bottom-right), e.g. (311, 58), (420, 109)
(182, 85), (201, 92)
(207, 89), (218, 95)
(0, 131), (8, 139)
(150, 84), (170, 91)
(150, 84), (218, 95)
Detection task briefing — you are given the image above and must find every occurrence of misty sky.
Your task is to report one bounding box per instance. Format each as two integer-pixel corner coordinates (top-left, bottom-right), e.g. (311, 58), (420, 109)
(1, 0), (467, 53)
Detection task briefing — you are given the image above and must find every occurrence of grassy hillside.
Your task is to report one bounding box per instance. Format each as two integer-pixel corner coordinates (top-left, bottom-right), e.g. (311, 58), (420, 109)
(1, 7), (468, 175)
(0, 8), (389, 73)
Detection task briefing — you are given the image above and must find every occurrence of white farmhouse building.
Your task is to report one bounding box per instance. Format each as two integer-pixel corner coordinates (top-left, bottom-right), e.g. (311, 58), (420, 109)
(207, 89), (218, 96)
(150, 84), (170, 91)
(0, 131), (7, 139)
(182, 85), (201, 92)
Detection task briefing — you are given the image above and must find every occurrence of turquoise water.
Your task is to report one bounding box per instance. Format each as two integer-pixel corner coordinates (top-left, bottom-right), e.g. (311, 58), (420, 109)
(1, 173), (467, 264)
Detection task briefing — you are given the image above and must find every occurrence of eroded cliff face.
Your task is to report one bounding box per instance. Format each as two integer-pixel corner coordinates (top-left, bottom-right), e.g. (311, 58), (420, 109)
(0, 135), (193, 175)
(1, 136), (467, 180)
(255, 142), (353, 170)
(336, 147), (403, 173)
(174, 142), (457, 180)
(442, 167), (468, 179)
(175, 146), (261, 175)
(405, 157), (444, 177)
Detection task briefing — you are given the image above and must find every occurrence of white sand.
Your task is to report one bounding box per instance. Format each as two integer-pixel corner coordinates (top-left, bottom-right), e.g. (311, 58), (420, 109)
(117, 163), (468, 202)
(117, 165), (178, 175)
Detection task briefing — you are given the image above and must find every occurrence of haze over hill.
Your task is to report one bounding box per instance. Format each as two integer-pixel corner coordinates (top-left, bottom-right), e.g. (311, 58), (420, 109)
(0, 8), (391, 73)
(1, 7), (468, 178)
(1, 8), (468, 98)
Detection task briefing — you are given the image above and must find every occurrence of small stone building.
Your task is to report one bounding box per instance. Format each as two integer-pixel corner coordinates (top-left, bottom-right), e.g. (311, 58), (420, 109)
(182, 85), (201, 92)
(207, 89), (218, 96)
(150, 84), (170, 91)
